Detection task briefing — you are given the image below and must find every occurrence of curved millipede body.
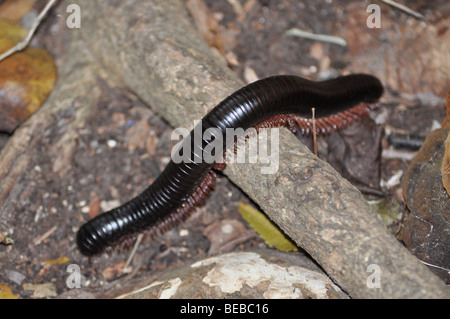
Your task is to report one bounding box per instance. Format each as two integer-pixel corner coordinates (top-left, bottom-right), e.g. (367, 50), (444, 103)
(76, 74), (383, 256)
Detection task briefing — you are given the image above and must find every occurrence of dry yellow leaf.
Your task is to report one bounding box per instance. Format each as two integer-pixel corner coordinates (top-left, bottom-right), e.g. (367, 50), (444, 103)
(44, 256), (70, 265)
(0, 19), (57, 133)
(0, 19), (26, 51)
(0, 283), (19, 299)
(238, 202), (298, 252)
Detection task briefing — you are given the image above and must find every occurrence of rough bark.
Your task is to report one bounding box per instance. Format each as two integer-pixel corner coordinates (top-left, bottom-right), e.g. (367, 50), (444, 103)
(1, 0), (448, 298)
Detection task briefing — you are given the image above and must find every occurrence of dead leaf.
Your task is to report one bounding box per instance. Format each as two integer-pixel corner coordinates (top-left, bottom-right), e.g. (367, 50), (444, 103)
(238, 202), (298, 252)
(0, 0), (35, 24)
(0, 231), (14, 245)
(203, 218), (251, 255)
(23, 282), (57, 298)
(325, 116), (383, 193)
(145, 131), (157, 156)
(185, 0), (225, 54)
(102, 261), (128, 280)
(0, 283), (19, 299)
(88, 194), (100, 219)
(344, 2), (449, 97)
(125, 114), (151, 152)
(45, 256), (70, 266)
(0, 19), (57, 133)
(0, 19), (26, 50)
(441, 132), (450, 195)
(38, 264), (51, 277)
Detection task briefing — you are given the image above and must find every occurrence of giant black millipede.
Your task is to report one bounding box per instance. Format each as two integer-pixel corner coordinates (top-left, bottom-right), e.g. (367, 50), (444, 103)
(76, 74), (383, 256)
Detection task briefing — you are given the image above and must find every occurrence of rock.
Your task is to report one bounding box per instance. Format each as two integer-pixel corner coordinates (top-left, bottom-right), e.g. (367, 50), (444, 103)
(402, 127), (450, 283)
(116, 250), (349, 299)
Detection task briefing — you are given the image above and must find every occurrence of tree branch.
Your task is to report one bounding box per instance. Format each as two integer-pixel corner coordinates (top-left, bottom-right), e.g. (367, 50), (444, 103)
(0, 0), (447, 298)
(75, 0), (448, 298)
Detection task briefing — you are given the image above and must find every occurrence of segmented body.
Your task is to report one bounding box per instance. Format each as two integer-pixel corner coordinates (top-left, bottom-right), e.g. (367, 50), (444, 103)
(76, 74), (383, 256)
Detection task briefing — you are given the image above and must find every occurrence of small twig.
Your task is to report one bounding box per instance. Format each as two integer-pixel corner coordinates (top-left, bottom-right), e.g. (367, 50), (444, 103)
(381, 148), (417, 161)
(394, 220), (403, 238)
(226, 0), (244, 19)
(285, 28), (347, 47)
(0, 0), (59, 62)
(312, 108), (317, 156)
(381, 0), (424, 19)
(212, 233), (257, 255)
(123, 233), (144, 271)
(420, 260), (450, 274)
(34, 225), (57, 246)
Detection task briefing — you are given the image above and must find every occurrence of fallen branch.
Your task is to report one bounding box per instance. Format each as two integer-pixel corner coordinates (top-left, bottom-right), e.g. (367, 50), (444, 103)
(76, 0), (448, 298)
(0, 0), (447, 298)
(284, 28), (347, 47)
(381, 0), (424, 19)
